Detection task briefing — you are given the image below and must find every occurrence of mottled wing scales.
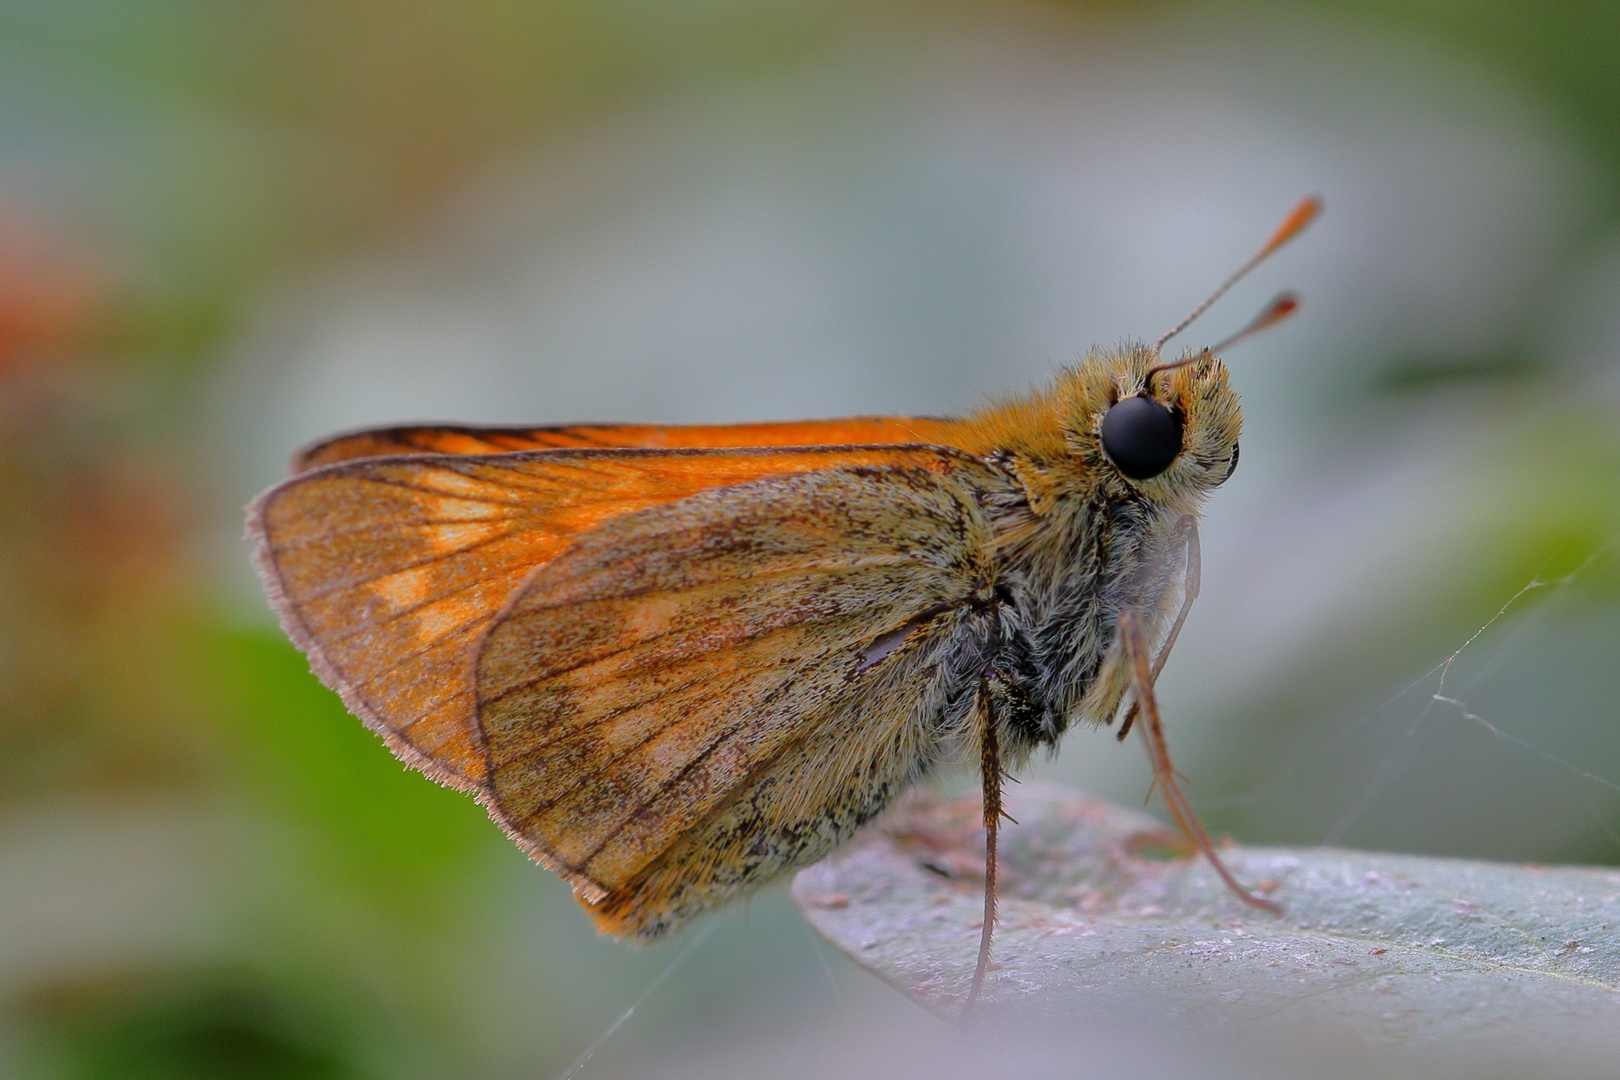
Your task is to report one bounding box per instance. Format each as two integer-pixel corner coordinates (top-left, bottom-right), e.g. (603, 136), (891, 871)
(295, 417), (955, 471)
(249, 446), (945, 793)
(475, 461), (996, 938)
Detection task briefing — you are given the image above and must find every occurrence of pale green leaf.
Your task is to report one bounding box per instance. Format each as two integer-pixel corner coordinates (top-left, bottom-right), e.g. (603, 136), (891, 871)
(794, 784), (1620, 1065)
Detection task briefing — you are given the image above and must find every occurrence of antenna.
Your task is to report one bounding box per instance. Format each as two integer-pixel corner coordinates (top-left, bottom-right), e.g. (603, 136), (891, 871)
(1154, 195), (1321, 351)
(1208, 290), (1300, 353)
(1143, 293), (1303, 386)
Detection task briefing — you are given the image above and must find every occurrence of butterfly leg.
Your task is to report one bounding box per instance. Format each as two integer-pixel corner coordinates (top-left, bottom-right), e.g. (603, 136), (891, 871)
(961, 673), (1002, 1020)
(1118, 514), (1199, 743)
(1116, 605), (1280, 914)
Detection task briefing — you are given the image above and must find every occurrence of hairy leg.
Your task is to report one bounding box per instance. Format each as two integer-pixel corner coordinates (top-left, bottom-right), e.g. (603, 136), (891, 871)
(961, 674), (1002, 1020)
(1116, 605), (1279, 913)
(1118, 515), (1199, 743)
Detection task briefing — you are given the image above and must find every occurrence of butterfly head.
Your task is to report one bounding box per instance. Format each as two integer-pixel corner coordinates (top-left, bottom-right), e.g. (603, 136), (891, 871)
(1059, 344), (1242, 504)
(1074, 197), (1316, 503)
(957, 200), (1316, 515)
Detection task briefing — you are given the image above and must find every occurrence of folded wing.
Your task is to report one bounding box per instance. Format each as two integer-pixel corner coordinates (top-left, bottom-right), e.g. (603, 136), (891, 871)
(474, 459), (998, 938)
(247, 446), (977, 799)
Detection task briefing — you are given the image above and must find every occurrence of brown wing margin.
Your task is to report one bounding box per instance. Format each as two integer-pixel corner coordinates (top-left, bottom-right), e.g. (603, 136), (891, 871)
(292, 417), (958, 471)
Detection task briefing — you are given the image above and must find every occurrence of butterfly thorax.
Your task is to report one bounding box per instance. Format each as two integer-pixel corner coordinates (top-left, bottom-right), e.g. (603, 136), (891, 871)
(937, 344), (1243, 761)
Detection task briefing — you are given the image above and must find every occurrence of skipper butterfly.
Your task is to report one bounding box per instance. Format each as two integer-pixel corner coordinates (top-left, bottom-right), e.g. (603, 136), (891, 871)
(248, 197), (1319, 1010)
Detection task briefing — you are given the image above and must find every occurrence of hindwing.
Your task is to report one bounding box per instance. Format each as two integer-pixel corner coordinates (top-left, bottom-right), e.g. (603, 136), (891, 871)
(473, 460), (998, 937)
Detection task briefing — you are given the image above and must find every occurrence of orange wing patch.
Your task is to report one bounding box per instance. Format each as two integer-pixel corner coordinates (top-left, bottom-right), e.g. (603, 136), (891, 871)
(248, 446), (971, 796)
(473, 457), (999, 937)
(294, 417), (956, 471)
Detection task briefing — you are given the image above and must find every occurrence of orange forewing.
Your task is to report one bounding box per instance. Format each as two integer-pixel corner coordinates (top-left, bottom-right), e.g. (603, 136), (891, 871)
(249, 445), (966, 800)
(293, 417), (955, 472)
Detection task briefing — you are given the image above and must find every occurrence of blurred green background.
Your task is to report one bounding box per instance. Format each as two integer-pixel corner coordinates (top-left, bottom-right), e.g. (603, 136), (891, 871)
(1, 0), (1618, 1076)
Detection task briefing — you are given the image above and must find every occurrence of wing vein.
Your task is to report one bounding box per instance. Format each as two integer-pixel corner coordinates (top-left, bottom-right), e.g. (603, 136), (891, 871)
(504, 664), (761, 827)
(350, 473), (553, 510)
(285, 529), (536, 603)
(576, 670), (814, 869)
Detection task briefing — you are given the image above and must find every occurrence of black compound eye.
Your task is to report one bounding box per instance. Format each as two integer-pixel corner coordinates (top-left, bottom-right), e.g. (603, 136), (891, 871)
(1100, 395), (1183, 480)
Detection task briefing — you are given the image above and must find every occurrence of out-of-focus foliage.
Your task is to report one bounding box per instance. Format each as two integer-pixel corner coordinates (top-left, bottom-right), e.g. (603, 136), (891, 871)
(1, 1), (1617, 1076)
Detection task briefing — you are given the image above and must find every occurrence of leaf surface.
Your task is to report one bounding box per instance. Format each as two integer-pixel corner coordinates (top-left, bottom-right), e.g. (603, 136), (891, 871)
(794, 784), (1620, 1060)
